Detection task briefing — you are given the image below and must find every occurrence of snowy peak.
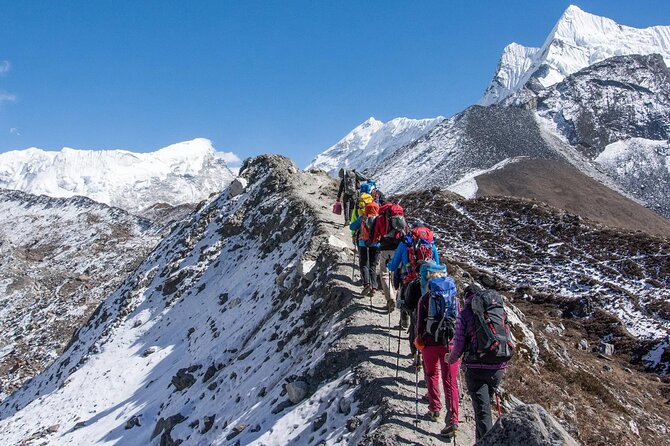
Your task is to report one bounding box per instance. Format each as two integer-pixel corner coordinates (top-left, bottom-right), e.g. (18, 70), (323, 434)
(479, 5), (670, 105)
(0, 138), (236, 214)
(307, 116), (444, 175)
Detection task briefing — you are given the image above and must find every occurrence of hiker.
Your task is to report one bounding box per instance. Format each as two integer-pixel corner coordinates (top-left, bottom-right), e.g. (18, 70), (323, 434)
(349, 202), (381, 296)
(360, 179), (387, 205)
(371, 202), (406, 312)
(387, 220), (439, 327)
(336, 168), (367, 225)
(414, 264), (459, 436)
(447, 284), (514, 442)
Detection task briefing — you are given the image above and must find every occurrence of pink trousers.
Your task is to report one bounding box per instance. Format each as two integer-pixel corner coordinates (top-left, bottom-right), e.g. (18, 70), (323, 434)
(422, 345), (460, 424)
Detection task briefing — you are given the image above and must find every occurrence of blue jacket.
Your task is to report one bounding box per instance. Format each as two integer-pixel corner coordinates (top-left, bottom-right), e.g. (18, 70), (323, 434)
(349, 216), (381, 248)
(386, 235), (439, 274)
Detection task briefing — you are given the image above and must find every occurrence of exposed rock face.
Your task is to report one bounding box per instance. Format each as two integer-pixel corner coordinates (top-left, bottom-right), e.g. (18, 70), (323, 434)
(478, 404), (579, 446)
(534, 54), (670, 155)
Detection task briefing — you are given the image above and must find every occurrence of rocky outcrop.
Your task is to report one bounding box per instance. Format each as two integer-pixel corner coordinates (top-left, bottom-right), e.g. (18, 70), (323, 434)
(478, 404), (579, 445)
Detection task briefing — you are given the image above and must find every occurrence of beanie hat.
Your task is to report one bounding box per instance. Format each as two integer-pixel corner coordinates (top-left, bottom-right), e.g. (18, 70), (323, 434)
(364, 202), (380, 216)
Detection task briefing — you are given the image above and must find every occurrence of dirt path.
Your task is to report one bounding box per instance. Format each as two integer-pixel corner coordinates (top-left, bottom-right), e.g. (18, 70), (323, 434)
(302, 173), (478, 445)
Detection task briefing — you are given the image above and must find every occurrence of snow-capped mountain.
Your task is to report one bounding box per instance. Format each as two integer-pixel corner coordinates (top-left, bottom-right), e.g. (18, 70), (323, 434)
(0, 138), (236, 214)
(306, 116), (444, 174)
(0, 190), (161, 396)
(479, 5), (670, 105)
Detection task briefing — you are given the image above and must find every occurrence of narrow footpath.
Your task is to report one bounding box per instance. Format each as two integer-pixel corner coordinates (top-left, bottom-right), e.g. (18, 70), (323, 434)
(304, 173), (478, 445)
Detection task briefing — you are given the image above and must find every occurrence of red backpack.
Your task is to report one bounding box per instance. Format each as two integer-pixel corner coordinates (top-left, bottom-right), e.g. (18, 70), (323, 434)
(404, 227), (435, 284)
(372, 203), (405, 249)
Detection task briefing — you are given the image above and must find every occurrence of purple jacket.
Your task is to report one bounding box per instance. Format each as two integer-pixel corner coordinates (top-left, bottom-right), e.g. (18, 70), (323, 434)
(447, 294), (507, 370)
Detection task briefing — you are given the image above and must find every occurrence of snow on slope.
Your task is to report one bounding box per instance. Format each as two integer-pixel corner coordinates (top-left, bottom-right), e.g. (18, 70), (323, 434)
(0, 138), (236, 214)
(595, 138), (670, 216)
(0, 190), (160, 396)
(479, 5), (670, 105)
(307, 116), (444, 175)
(0, 156), (368, 446)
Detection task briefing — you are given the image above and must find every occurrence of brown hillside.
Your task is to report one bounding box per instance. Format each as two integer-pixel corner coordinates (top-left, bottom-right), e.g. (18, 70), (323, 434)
(475, 158), (670, 239)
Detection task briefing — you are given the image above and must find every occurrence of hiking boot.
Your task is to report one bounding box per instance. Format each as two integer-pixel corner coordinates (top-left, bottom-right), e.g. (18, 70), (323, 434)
(361, 284), (371, 296)
(368, 287), (377, 297)
(424, 411), (440, 422)
(440, 424), (458, 437)
(385, 300), (395, 313)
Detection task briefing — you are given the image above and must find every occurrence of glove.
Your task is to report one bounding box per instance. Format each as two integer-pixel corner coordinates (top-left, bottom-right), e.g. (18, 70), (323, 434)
(414, 337), (425, 351)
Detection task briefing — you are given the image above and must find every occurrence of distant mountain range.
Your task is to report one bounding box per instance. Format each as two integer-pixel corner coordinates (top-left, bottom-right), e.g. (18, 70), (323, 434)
(0, 138), (236, 214)
(308, 5), (670, 231)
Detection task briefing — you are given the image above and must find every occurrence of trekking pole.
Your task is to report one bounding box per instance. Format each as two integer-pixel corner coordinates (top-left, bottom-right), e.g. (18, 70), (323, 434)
(366, 246), (372, 307)
(395, 311), (402, 384)
(414, 351), (420, 432)
(495, 390), (502, 417)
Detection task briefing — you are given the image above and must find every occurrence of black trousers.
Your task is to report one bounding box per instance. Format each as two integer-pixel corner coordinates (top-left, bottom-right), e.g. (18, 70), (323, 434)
(465, 368), (505, 441)
(358, 246), (380, 289)
(343, 194), (355, 224)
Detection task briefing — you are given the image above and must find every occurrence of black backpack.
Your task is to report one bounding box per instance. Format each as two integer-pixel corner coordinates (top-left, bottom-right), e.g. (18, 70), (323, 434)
(466, 289), (515, 364)
(342, 169), (358, 196)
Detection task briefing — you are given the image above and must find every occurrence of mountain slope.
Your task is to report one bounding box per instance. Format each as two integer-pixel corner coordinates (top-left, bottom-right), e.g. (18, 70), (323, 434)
(0, 157), (666, 445)
(0, 190), (161, 396)
(307, 116), (444, 174)
(0, 138), (236, 214)
(479, 5), (670, 105)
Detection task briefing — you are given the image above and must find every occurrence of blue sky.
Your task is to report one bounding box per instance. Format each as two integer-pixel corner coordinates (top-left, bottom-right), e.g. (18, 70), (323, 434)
(1, 1), (669, 167)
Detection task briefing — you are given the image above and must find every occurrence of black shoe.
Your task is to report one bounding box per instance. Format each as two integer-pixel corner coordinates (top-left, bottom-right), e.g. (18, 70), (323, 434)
(440, 423), (458, 437)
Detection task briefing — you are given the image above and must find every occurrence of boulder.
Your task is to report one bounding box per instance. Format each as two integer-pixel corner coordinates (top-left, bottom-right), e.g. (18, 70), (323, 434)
(228, 178), (248, 198)
(477, 404), (579, 446)
(285, 380), (309, 404)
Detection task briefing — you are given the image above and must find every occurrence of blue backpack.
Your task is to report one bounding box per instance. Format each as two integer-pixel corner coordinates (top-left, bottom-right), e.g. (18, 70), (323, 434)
(424, 276), (458, 345)
(359, 181), (375, 194)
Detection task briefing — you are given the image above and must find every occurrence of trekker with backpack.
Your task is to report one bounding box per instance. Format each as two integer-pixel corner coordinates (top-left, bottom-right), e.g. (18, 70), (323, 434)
(414, 267), (460, 436)
(447, 284), (515, 442)
(349, 202), (381, 296)
(387, 220), (439, 327)
(336, 168), (367, 225)
(372, 202), (406, 312)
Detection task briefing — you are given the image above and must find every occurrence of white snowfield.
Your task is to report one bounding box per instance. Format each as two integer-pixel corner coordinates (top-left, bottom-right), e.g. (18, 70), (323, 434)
(306, 116), (444, 175)
(0, 138), (236, 214)
(479, 5), (670, 105)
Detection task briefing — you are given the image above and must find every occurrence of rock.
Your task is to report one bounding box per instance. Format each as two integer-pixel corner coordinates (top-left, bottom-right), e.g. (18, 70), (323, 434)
(599, 342), (615, 356)
(285, 380), (309, 404)
(346, 417), (361, 432)
(544, 322), (565, 336)
(603, 364), (614, 372)
(143, 346), (159, 357)
(312, 413), (327, 432)
(171, 368), (196, 391)
(226, 424), (247, 440)
(151, 414), (186, 440)
(478, 404), (579, 446)
(298, 259), (317, 281)
(481, 274), (496, 288)
(125, 415), (142, 429)
(46, 424), (60, 434)
(629, 419), (640, 436)
(577, 339), (589, 350)
(202, 415), (215, 434)
(202, 364), (217, 382)
(338, 397), (352, 415)
(228, 178), (248, 198)
(327, 235), (350, 250)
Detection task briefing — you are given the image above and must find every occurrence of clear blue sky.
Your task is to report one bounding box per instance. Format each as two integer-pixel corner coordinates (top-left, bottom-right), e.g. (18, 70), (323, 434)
(1, 0), (669, 167)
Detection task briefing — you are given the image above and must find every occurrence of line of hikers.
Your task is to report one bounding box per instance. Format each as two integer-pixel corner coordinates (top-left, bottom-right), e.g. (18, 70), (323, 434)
(334, 168), (515, 442)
